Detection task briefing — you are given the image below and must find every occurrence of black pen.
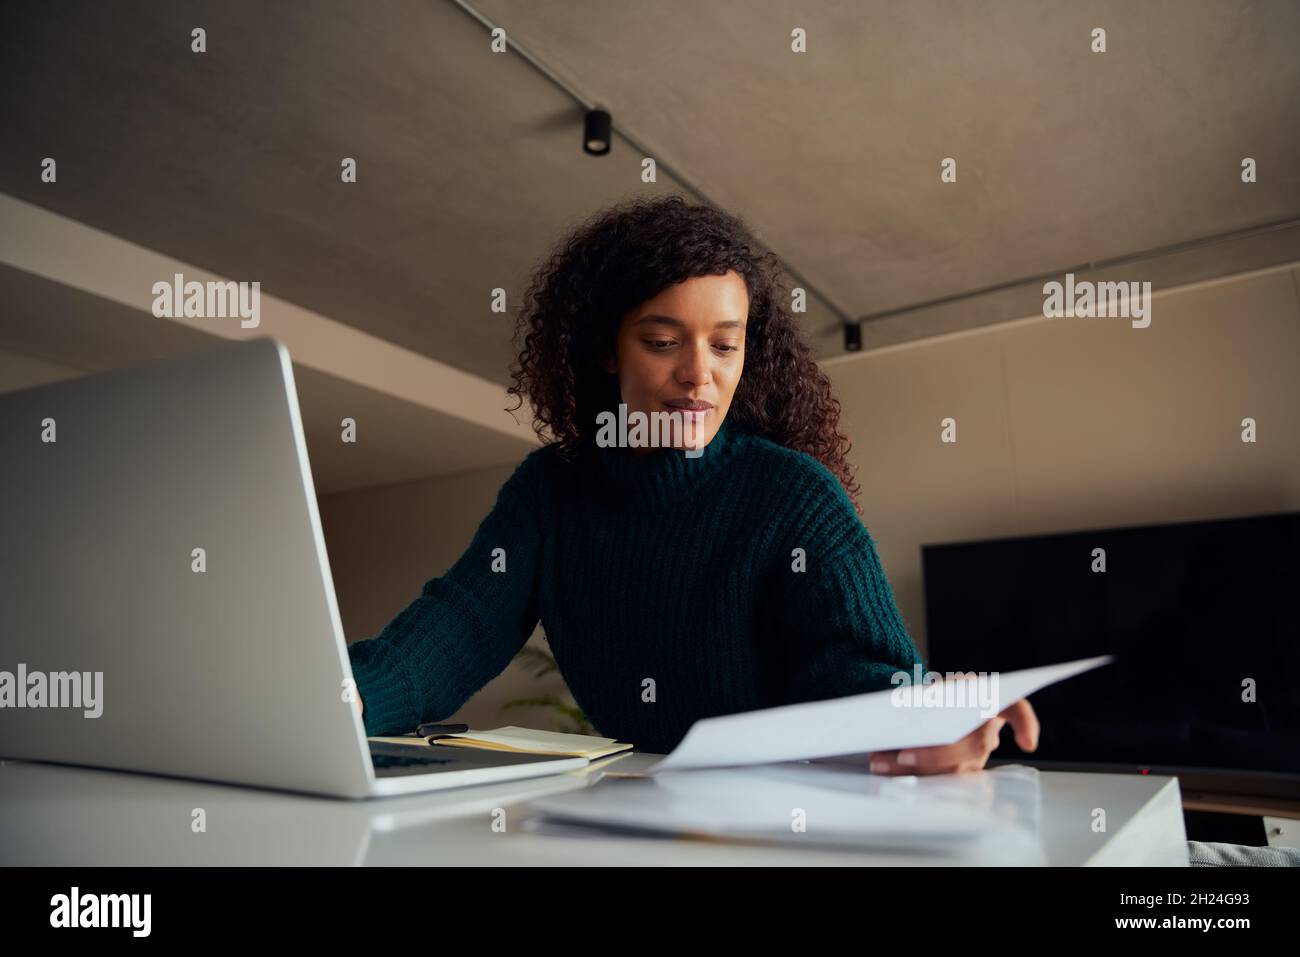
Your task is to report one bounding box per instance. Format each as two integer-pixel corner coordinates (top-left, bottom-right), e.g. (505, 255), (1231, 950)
(416, 722), (469, 739)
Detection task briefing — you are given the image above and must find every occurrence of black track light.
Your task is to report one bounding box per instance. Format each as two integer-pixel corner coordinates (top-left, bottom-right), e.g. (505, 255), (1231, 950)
(584, 109), (611, 155)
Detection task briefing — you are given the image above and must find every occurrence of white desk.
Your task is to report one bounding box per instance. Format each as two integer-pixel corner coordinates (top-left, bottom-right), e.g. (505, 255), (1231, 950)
(0, 753), (1188, 866)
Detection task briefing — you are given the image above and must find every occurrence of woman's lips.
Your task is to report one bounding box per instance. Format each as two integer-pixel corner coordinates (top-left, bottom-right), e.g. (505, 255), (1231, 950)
(663, 401), (712, 419)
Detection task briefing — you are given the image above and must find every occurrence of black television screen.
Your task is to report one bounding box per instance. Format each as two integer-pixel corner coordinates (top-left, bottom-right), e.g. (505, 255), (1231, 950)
(922, 511), (1300, 783)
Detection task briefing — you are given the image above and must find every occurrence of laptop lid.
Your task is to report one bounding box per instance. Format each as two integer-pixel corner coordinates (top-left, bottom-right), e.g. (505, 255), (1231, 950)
(0, 338), (375, 798)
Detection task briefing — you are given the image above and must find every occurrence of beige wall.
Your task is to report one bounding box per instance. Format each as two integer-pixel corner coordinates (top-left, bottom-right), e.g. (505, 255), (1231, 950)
(318, 262), (1300, 726)
(825, 263), (1300, 656)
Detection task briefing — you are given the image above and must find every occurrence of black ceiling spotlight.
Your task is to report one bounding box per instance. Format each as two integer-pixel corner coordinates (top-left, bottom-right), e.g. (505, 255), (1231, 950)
(583, 108), (611, 155)
(844, 321), (862, 352)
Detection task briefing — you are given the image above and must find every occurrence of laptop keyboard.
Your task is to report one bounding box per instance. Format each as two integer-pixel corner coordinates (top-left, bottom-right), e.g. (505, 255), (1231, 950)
(369, 742), (455, 776)
(372, 752), (453, 769)
(368, 740), (562, 777)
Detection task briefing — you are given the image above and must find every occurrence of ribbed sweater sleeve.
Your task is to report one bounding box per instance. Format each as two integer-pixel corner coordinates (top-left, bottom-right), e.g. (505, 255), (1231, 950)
(765, 463), (925, 705)
(346, 450), (546, 736)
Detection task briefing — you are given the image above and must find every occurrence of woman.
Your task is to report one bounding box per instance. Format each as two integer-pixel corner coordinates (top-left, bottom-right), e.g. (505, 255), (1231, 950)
(348, 194), (1038, 775)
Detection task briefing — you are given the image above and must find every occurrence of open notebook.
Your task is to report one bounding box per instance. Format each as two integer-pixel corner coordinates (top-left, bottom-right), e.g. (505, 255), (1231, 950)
(369, 726), (634, 760)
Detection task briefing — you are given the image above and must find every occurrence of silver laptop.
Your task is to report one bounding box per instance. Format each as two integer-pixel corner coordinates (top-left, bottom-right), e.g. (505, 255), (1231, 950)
(0, 337), (588, 797)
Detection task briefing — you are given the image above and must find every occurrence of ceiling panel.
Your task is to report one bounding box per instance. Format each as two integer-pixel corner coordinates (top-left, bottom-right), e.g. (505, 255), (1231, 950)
(1, 0), (1296, 381)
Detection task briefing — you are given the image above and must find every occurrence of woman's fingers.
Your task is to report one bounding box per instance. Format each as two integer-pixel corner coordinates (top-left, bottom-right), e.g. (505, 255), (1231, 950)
(870, 742), (971, 775)
(999, 698), (1039, 752)
(866, 698), (1041, 776)
(868, 749), (902, 773)
(897, 741), (965, 775)
(870, 716), (1006, 775)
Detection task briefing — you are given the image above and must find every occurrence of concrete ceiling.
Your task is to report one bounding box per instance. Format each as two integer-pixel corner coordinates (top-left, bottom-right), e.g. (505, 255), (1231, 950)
(1, 0), (1298, 441)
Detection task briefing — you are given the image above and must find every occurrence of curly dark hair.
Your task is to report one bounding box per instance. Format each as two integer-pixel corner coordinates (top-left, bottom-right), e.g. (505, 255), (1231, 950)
(506, 193), (861, 512)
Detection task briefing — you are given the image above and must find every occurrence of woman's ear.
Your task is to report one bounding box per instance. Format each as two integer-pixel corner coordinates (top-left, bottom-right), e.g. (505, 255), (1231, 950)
(601, 353), (617, 375)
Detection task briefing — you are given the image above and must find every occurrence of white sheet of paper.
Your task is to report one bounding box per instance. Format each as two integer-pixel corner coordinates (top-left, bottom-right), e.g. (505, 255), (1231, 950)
(645, 655), (1113, 773)
(525, 764), (1048, 860)
(529, 766), (995, 847)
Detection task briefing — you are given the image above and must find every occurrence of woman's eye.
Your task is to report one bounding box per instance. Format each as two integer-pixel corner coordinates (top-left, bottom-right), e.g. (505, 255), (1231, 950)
(643, 339), (739, 353)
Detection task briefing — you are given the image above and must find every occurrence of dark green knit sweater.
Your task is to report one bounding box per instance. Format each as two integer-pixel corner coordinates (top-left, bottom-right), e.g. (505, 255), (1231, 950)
(347, 417), (925, 754)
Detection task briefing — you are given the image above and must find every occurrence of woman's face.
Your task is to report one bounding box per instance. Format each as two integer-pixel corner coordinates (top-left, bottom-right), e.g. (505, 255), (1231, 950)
(604, 270), (748, 454)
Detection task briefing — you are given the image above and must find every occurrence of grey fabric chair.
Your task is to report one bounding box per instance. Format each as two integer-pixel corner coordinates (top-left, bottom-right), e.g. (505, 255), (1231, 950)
(1187, 840), (1300, 866)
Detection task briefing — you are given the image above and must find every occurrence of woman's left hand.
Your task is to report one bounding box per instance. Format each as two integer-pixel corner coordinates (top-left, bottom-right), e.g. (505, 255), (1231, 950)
(867, 698), (1040, 775)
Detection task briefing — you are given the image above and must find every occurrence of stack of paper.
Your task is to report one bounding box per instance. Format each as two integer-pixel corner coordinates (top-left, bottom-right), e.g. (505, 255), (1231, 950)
(520, 656), (1110, 856)
(524, 763), (1045, 860)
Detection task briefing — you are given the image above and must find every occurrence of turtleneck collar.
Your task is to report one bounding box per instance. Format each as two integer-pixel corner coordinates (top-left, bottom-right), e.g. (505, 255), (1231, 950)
(581, 415), (748, 514)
